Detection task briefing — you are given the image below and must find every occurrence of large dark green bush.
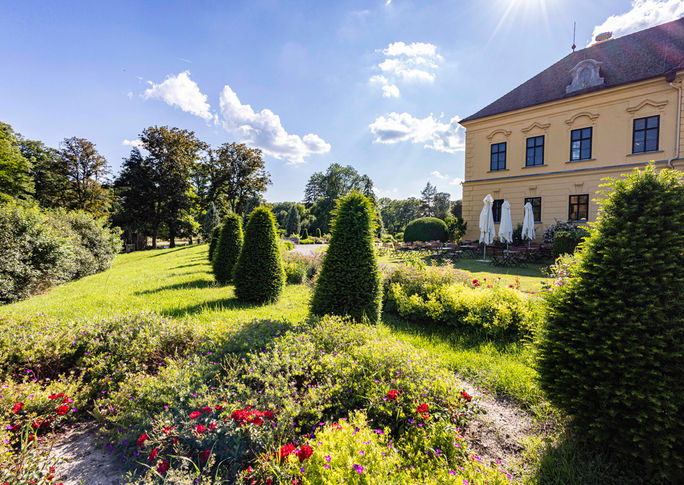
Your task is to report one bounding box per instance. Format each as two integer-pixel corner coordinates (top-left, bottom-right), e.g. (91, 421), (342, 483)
(212, 214), (243, 284)
(301, 228), (309, 239)
(403, 217), (448, 242)
(539, 165), (684, 481)
(207, 226), (221, 262)
(311, 192), (382, 323)
(551, 229), (588, 258)
(232, 207), (284, 302)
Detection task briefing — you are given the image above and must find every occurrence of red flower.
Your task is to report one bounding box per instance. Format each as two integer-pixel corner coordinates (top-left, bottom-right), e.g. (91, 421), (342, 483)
(148, 448), (158, 462)
(209, 422), (218, 431)
(199, 450), (211, 462)
(189, 411), (202, 419)
(250, 417), (263, 426)
(62, 396), (71, 403)
(386, 390), (399, 401)
(12, 403), (24, 414)
(215, 404), (223, 411)
(278, 443), (296, 462)
(460, 391), (472, 402)
(157, 460), (169, 475)
(297, 444), (313, 462)
(162, 426), (175, 434)
(472, 279), (478, 284)
(56, 405), (70, 416)
(195, 424), (206, 434)
(263, 410), (275, 420)
(201, 406), (213, 414)
(48, 393), (64, 400)
(138, 433), (148, 448)
(416, 403), (429, 414)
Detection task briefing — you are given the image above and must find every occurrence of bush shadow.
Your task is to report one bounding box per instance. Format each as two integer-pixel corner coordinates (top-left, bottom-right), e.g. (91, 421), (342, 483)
(135, 279), (216, 295)
(149, 246), (194, 257)
(165, 296), (263, 317)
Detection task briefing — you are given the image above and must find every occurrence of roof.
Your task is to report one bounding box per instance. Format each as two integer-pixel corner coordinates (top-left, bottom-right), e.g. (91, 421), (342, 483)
(461, 18), (684, 123)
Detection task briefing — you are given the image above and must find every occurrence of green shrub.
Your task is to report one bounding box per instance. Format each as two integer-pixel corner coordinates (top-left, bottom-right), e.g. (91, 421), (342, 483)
(202, 202), (220, 240)
(280, 239), (295, 251)
(543, 220), (588, 243)
(207, 226), (221, 262)
(232, 207), (285, 303)
(539, 165), (684, 481)
(288, 234), (300, 244)
(212, 213), (243, 284)
(316, 228), (322, 238)
(284, 262), (305, 284)
(395, 232), (404, 242)
(282, 251), (322, 282)
(552, 229), (588, 258)
(403, 217), (448, 242)
(311, 193), (382, 323)
(285, 205), (300, 237)
(301, 228), (308, 239)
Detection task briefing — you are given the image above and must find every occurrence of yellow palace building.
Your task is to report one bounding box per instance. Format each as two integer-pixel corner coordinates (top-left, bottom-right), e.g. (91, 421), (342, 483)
(459, 18), (684, 241)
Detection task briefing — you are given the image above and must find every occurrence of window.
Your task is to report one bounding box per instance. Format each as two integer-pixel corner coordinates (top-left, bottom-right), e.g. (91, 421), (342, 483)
(632, 115), (659, 153)
(524, 197), (542, 222)
(492, 199), (504, 223)
(490, 142), (507, 171)
(568, 194), (589, 221)
(570, 127), (592, 161)
(525, 136), (544, 166)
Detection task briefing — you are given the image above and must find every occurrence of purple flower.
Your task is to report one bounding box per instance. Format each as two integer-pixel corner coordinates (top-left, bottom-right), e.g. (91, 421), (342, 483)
(353, 464), (364, 474)
(325, 455), (331, 463)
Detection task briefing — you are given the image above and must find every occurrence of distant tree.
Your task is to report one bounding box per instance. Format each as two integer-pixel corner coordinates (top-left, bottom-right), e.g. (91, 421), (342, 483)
(420, 182), (437, 216)
(200, 142), (271, 216)
(17, 136), (64, 208)
(243, 194), (263, 218)
(379, 197), (421, 234)
(285, 205), (301, 236)
(213, 213), (243, 284)
(450, 200), (462, 219)
(0, 122), (33, 201)
(433, 192), (451, 220)
(203, 202), (220, 240)
(58, 137), (111, 217)
(140, 126), (207, 248)
(445, 216), (467, 242)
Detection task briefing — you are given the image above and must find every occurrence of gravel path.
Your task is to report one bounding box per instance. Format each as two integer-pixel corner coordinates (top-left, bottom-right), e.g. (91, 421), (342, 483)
(289, 243), (327, 255)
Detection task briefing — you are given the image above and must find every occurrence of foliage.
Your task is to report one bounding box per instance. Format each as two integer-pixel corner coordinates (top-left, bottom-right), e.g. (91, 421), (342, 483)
(383, 265), (540, 340)
(18, 136), (63, 209)
(282, 251), (323, 283)
(316, 227), (322, 238)
(512, 223), (524, 246)
(0, 122), (34, 201)
(58, 136), (111, 217)
(113, 148), (158, 238)
(280, 239), (295, 252)
(444, 216), (467, 242)
(207, 226), (221, 262)
(450, 200), (462, 219)
(419, 181), (438, 216)
(551, 229), (588, 258)
(378, 197), (421, 234)
(284, 262), (306, 284)
(285, 204), (300, 237)
(202, 202), (220, 241)
(311, 192), (382, 323)
(433, 192), (451, 220)
(212, 213), (243, 284)
(301, 227), (309, 239)
(403, 217), (448, 242)
(542, 220), (588, 244)
(233, 207), (284, 303)
(538, 165), (684, 481)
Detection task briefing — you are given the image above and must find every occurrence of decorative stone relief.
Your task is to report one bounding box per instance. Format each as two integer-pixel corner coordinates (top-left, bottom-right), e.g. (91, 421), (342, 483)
(566, 59), (604, 94)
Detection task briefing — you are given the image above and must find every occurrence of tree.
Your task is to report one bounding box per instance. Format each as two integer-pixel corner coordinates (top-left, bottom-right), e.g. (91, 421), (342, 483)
(200, 142), (271, 216)
(311, 192), (382, 323)
(450, 200), (462, 219)
(140, 126), (207, 248)
(208, 226), (221, 262)
(444, 216), (467, 242)
(232, 207), (284, 303)
(203, 202), (220, 240)
(538, 165), (684, 481)
(379, 197), (421, 235)
(18, 137), (64, 208)
(58, 137), (111, 217)
(213, 213), (243, 284)
(0, 122), (33, 201)
(419, 182), (437, 216)
(285, 205), (301, 236)
(433, 192), (451, 220)
(113, 148), (158, 242)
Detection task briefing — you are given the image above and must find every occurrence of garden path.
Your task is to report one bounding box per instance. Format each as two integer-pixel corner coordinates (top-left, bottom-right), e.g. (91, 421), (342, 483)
(290, 243), (327, 255)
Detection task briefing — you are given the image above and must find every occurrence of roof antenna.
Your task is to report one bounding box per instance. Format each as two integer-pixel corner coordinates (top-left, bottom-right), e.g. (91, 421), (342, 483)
(572, 21), (576, 52)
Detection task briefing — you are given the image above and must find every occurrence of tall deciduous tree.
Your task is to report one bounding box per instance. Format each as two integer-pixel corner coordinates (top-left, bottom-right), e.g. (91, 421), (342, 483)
(140, 126), (207, 248)
(0, 122), (33, 201)
(58, 137), (110, 216)
(433, 192), (451, 220)
(18, 137), (65, 208)
(200, 142), (271, 216)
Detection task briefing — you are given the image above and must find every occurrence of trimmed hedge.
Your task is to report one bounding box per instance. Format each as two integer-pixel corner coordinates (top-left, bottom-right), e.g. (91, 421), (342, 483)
(208, 226), (221, 262)
(311, 192), (382, 323)
(539, 165), (684, 481)
(232, 207), (284, 303)
(551, 229), (588, 258)
(212, 214), (243, 284)
(403, 217), (448, 242)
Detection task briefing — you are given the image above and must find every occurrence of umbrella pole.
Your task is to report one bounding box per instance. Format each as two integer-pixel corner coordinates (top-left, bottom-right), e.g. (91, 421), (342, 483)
(483, 244), (486, 260)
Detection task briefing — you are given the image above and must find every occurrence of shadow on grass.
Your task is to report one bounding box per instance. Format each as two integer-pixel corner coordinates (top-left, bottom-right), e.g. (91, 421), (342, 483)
(149, 246), (194, 257)
(166, 296), (262, 317)
(135, 279), (216, 295)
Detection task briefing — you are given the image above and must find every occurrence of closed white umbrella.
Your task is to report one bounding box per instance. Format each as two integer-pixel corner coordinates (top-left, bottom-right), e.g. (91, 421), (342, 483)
(478, 194), (495, 261)
(522, 201), (536, 248)
(498, 200), (513, 246)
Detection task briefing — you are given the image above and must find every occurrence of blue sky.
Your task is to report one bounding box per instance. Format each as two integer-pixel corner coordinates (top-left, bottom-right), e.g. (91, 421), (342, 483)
(2, 0), (682, 202)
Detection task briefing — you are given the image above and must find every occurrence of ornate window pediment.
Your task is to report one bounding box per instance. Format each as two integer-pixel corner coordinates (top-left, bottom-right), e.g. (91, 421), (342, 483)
(626, 99), (668, 113)
(486, 129), (511, 140)
(521, 121), (550, 134)
(566, 59), (604, 94)
(565, 111), (599, 125)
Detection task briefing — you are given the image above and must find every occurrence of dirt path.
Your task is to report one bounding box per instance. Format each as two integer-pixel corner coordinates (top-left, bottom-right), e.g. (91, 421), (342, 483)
(50, 423), (129, 485)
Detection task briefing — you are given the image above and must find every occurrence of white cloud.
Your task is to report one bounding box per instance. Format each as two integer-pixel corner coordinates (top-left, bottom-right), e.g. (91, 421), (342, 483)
(219, 84), (331, 164)
(369, 112), (465, 153)
(369, 41), (441, 97)
(374, 186), (399, 198)
(431, 170), (447, 179)
(590, 0), (684, 45)
(143, 71), (214, 121)
(122, 139), (144, 150)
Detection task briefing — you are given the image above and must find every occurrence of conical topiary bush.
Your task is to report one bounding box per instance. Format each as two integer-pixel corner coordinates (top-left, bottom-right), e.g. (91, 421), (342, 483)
(538, 165), (684, 481)
(208, 226), (221, 262)
(311, 192), (382, 323)
(232, 206), (284, 303)
(212, 213), (243, 284)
